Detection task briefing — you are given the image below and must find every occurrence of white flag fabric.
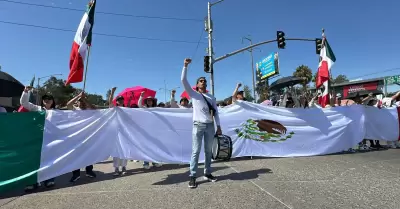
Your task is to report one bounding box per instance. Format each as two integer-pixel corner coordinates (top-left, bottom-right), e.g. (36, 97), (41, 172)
(34, 102), (400, 182)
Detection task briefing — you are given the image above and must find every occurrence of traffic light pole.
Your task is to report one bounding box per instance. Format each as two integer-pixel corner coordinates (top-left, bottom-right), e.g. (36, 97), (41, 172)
(207, 2), (214, 96)
(214, 38), (315, 63)
(206, 0), (224, 96)
(242, 36), (257, 102)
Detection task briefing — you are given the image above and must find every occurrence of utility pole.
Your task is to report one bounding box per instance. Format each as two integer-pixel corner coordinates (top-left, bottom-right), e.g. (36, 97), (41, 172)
(242, 36), (257, 101)
(159, 81), (180, 103)
(206, 0), (224, 96)
(164, 80), (167, 103)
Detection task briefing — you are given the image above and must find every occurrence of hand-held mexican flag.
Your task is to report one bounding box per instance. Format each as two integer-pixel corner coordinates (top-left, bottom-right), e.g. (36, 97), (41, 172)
(316, 34), (336, 107)
(66, 0), (96, 85)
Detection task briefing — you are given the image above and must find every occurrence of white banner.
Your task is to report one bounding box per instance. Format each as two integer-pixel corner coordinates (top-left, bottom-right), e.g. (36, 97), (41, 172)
(38, 102), (399, 181)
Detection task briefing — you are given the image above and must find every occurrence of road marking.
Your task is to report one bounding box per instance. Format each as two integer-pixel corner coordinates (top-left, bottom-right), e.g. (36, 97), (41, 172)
(224, 162), (294, 209)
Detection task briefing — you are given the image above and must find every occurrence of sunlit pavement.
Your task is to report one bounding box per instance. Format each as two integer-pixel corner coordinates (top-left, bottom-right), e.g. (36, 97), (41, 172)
(1, 149), (400, 209)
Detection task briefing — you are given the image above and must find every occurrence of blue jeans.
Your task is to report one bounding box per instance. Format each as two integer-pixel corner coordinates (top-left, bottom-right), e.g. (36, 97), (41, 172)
(189, 121), (215, 177)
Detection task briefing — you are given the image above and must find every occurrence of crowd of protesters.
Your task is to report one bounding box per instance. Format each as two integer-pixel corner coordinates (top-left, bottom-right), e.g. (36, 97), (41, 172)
(1, 67), (399, 192)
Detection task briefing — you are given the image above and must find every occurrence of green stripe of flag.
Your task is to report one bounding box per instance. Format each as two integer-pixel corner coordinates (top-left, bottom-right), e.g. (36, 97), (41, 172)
(0, 112), (46, 193)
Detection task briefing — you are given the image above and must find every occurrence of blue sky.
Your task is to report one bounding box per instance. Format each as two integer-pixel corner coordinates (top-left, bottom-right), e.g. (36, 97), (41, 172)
(1, 0), (400, 101)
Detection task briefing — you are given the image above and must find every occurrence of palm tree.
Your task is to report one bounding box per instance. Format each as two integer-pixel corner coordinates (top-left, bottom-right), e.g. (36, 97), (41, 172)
(293, 65), (313, 90)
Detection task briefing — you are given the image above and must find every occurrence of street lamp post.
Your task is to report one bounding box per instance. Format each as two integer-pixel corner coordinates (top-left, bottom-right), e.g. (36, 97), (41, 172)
(36, 73), (63, 105)
(159, 80), (180, 103)
(242, 36), (259, 102)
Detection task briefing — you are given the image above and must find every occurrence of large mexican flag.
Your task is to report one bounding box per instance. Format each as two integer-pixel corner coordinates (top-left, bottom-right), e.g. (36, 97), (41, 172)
(1, 105), (399, 193)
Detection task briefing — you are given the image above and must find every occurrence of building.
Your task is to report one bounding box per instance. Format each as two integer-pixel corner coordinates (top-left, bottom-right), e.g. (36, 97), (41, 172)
(310, 77), (384, 99)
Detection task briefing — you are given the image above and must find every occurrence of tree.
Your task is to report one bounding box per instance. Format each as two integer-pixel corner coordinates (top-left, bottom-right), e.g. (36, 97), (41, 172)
(256, 82), (269, 103)
(38, 76), (76, 106)
(332, 74), (349, 84)
(243, 85), (254, 102)
(293, 65), (313, 90)
(37, 76), (106, 107)
(105, 89), (111, 105)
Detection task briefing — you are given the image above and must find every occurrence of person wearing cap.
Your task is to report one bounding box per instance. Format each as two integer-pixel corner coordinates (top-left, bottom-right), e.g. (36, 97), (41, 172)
(66, 91), (98, 182)
(181, 58), (222, 188)
(108, 87), (130, 175)
(157, 102), (166, 107)
(138, 91), (157, 108)
(170, 89), (190, 108)
(20, 86), (57, 192)
(232, 83), (246, 103)
(67, 91), (96, 111)
(138, 91), (162, 169)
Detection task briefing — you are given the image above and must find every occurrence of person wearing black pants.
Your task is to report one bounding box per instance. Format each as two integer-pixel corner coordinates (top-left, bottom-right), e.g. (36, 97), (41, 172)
(66, 92), (98, 182)
(70, 165), (96, 182)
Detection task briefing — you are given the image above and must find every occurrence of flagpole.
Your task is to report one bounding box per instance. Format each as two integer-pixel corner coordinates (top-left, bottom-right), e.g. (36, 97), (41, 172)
(82, 46), (91, 92)
(322, 28), (334, 105)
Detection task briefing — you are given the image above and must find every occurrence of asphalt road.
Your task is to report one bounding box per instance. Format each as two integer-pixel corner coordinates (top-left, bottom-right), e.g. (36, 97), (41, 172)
(1, 149), (400, 209)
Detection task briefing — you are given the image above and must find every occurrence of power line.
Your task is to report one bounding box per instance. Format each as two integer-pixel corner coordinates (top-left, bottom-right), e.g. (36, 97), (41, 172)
(0, 20), (205, 44)
(348, 67), (400, 80)
(0, 0), (202, 22)
(191, 29), (205, 59)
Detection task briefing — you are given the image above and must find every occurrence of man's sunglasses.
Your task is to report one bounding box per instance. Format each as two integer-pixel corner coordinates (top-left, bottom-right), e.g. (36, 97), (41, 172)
(198, 80), (207, 83)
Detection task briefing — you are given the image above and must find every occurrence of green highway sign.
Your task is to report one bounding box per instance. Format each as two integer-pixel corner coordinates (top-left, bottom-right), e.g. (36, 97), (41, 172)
(385, 75), (400, 85)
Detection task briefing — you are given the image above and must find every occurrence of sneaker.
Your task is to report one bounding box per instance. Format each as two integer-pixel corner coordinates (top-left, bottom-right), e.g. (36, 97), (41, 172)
(121, 166), (127, 175)
(133, 160), (139, 162)
(394, 141), (400, 148)
(45, 181), (55, 188)
(188, 177), (197, 188)
(204, 174), (217, 182)
(24, 184), (38, 192)
(347, 148), (356, 153)
(143, 164), (150, 170)
(70, 175), (80, 182)
(86, 170), (97, 178)
(113, 168), (121, 176)
(152, 163), (162, 168)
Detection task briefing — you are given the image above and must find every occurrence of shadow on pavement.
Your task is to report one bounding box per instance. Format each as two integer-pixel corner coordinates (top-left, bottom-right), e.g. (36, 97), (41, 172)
(153, 166), (272, 185)
(152, 166), (228, 185)
(0, 163), (188, 199)
(217, 168), (272, 181)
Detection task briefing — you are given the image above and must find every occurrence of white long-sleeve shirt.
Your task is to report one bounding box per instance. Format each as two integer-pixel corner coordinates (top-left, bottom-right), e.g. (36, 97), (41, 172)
(170, 95), (189, 108)
(308, 97), (322, 108)
(20, 91), (45, 112)
(181, 66), (220, 125)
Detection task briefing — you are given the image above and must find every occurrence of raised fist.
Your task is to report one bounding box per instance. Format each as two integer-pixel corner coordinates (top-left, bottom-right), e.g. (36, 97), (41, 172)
(184, 58), (192, 67)
(254, 119), (287, 135)
(24, 86), (33, 92)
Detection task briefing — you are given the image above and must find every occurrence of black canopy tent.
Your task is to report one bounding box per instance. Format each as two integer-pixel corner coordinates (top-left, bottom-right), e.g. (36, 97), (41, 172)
(269, 76), (304, 91)
(0, 71), (24, 108)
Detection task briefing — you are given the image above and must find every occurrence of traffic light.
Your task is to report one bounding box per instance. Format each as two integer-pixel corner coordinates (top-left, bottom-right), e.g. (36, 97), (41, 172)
(315, 38), (322, 55)
(204, 56), (211, 73)
(276, 31), (286, 49)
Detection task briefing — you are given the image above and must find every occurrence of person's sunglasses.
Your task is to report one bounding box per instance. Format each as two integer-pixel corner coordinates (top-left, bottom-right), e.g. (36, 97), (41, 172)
(199, 80), (207, 83)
